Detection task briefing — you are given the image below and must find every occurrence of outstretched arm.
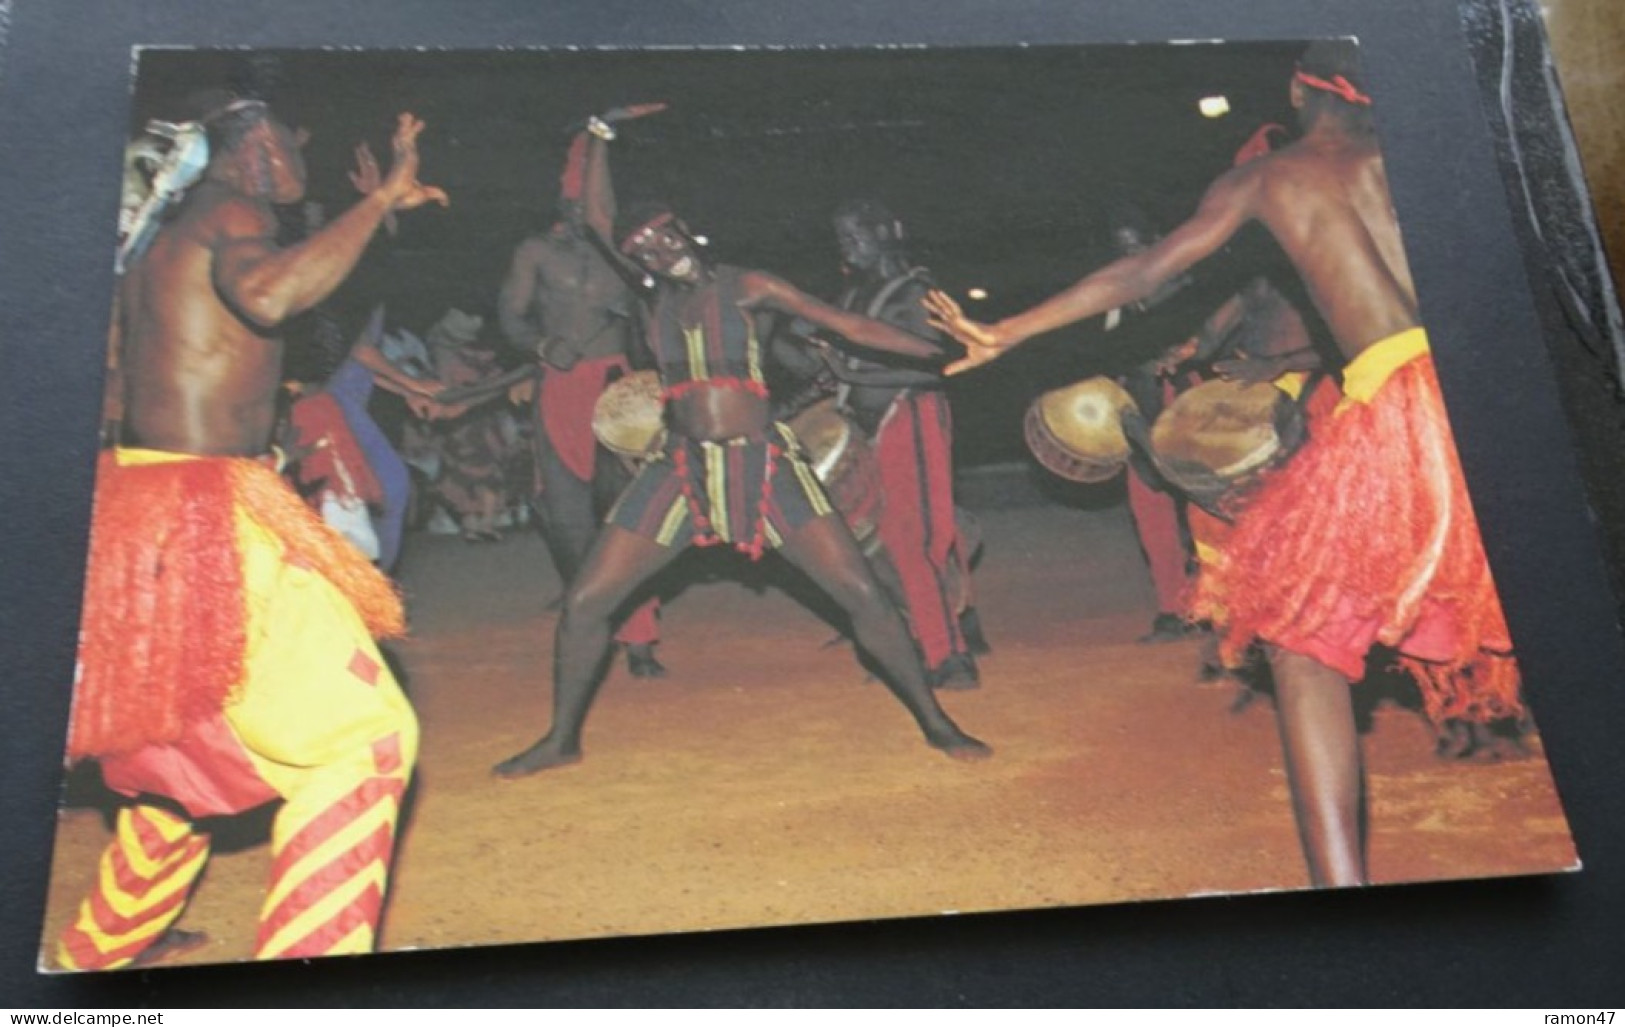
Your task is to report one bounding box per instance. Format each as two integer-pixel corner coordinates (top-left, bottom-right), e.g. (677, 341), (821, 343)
(740, 271), (943, 361)
(933, 167), (1259, 372)
(214, 114), (448, 327)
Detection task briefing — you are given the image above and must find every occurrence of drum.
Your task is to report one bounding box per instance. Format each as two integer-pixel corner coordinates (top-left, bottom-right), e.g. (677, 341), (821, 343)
(1024, 376), (1140, 483)
(1148, 378), (1302, 505)
(787, 398), (882, 542)
(591, 370), (666, 462)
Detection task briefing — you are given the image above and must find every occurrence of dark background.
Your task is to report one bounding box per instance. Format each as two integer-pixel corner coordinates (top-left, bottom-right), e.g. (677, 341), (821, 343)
(130, 44), (1303, 466)
(2, 0), (1624, 1007)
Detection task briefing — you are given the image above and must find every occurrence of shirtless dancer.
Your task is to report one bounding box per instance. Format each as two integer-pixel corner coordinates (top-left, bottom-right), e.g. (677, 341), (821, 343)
(929, 41), (1521, 886)
(499, 107), (666, 676)
(494, 112), (989, 778)
(57, 100), (446, 968)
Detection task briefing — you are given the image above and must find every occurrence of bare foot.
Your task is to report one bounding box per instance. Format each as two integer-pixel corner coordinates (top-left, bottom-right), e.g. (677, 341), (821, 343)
(493, 737), (582, 779)
(624, 643), (668, 679)
(929, 653), (981, 691)
(130, 928), (209, 968)
(928, 728), (993, 761)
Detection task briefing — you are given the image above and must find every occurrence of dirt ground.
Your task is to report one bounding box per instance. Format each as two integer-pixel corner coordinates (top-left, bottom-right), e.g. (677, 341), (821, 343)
(37, 495), (1578, 970)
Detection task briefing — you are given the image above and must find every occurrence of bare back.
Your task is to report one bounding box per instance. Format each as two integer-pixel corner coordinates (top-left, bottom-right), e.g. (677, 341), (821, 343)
(1251, 131), (1420, 360)
(120, 184), (285, 456)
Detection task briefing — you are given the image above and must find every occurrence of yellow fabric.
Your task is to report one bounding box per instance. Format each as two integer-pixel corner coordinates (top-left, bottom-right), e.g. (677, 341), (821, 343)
(1270, 370), (1309, 401)
(1339, 327), (1430, 407)
(55, 805), (211, 971)
(1194, 538), (1223, 569)
(63, 452), (417, 966)
(228, 502), (416, 959)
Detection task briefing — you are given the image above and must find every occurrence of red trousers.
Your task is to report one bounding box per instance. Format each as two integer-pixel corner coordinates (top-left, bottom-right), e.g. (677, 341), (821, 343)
(874, 391), (966, 669)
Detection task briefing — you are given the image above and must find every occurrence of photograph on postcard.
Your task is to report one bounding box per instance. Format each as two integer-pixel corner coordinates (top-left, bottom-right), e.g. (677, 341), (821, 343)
(40, 41), (1579, 971)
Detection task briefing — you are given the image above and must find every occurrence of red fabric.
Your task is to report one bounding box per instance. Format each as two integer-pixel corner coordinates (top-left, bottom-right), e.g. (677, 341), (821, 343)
(1189, 354), (1521, 724)
(289, 392), (384, 506)
(1294, 69), (1373, 106)
(539, 355), (631, 482)
(558, 133), (588, 203)
(100, 712), (279, 818)
(1127, 467), (1190, 615)
(71, 454), (405, 761)
(874, 392), (965, 667)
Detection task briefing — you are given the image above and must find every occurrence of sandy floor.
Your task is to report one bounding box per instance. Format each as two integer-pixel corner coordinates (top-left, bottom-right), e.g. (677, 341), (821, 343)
(37, 497), (1578, 969)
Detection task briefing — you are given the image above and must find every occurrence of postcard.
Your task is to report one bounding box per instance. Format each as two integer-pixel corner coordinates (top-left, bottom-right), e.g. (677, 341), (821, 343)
(37, 40), (1580, 973)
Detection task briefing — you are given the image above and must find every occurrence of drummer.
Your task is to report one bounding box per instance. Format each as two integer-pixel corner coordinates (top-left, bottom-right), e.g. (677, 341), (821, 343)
(493, 111), (990, 778)
(498, 106), (665, 678)
(819, 198), (985, 690)
(928, 40), (1521, 886)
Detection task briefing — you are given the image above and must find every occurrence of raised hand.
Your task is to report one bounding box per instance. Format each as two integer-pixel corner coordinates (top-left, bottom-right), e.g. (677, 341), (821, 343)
(348, 142), (383, 194)
(923, 290), (1006, 375)
(348, 141), (399, 234)
(378, 113), (450, 212)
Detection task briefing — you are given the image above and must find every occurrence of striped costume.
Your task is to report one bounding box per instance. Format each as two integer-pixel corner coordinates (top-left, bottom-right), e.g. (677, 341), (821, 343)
(56, 449), (418, 969)
(607, 267), (834, 559)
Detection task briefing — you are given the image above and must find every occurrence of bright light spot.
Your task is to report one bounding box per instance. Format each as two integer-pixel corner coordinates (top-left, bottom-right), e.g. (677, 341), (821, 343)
(966, 287), (989, 301)
(1199, 95), (1231, 118)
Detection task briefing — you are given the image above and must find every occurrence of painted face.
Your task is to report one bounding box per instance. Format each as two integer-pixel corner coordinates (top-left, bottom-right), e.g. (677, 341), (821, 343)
(834, 214), (885, 272)
(625, 221), (700, 283)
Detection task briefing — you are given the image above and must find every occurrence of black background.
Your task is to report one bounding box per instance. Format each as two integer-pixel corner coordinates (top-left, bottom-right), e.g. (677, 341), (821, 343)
(2, 0), (1623, 1007)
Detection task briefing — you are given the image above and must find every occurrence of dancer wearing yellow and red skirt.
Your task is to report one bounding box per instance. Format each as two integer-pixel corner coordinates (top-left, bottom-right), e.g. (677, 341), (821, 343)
(930, 41), (1522, 887)
(59, 451), (415, 967)
(54, 94), (446, 968)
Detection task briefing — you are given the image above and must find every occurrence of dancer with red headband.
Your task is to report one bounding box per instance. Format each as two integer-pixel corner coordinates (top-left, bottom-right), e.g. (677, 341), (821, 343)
(493, 111), (990, 778)
(927, 40), (1521, 886)
(499, 106), (667, 677)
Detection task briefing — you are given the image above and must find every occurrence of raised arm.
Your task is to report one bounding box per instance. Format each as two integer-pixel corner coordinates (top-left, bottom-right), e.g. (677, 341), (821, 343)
(740, 271), (944, 362)
(932, 166), (1260, 372)
(578, 104), (668, 279)
(213, 114), (447, 328)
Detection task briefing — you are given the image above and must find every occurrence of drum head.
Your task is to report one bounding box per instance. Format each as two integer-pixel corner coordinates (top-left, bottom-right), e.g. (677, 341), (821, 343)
(1149, 379), (1285, 486)
(787, 398), (851, 480)
(1025, 376), (1138, 483)
(591, 370), (666, 459)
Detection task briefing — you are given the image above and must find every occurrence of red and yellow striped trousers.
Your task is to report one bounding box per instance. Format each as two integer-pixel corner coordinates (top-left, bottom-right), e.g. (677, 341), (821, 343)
(58, 492), (418, 969)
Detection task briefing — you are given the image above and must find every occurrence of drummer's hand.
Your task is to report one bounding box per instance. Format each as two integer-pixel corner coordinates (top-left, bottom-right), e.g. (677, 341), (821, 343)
(1213, 354), (1280, 385)
(407, 395), (436, 419)
(509, 379), (536, 406)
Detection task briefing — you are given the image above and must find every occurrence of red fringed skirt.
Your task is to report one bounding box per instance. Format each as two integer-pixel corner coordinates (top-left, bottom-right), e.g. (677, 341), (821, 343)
(1189, 344), (1521, 724)
(68, 450), (405, 762)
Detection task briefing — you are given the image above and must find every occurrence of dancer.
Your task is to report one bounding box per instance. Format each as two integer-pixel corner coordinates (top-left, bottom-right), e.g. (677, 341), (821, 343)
(494, 112), (989, 778)
(58, 99), (445, 968)
(928, 42), (1520, 885)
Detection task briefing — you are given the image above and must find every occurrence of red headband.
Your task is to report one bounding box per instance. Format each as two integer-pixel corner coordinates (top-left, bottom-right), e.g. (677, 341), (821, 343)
(1294, 69), (1372, 106)
(619, 211), (676, 253)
